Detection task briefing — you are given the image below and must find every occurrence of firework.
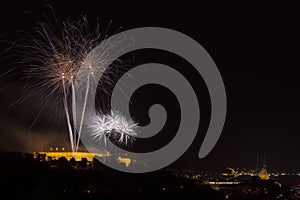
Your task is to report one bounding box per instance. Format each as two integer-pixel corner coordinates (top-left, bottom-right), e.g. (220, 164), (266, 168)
(13, 16), (122, 152)
(89, 110), (138, 147)
(2, 9), (137, 152)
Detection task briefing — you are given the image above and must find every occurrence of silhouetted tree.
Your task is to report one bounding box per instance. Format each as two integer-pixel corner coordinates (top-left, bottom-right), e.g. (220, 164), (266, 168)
(57, 157), (69, 169)
(92, 157), (103, 170)
(36, 153), (46, 162)
(69, 157), (76, 168)
(79, 158), (88, 169)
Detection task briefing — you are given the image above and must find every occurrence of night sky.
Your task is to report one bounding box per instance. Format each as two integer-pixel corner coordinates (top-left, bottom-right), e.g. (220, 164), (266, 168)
(0, 1), (300, 172)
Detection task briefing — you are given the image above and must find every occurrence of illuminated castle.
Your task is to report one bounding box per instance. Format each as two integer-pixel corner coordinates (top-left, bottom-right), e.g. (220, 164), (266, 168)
(34, 147), (109, 161)
(34, 147), (131, 167)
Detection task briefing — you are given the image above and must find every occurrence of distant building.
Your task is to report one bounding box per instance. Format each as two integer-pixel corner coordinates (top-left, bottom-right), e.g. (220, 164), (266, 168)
(117, 156), (131, 167)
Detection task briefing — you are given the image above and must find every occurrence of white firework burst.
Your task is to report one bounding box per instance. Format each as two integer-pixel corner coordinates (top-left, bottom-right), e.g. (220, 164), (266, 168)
(89, 110), (138, 146)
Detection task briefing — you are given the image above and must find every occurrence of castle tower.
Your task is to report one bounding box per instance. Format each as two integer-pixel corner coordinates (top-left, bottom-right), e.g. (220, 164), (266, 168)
(258, 153), (270, 180)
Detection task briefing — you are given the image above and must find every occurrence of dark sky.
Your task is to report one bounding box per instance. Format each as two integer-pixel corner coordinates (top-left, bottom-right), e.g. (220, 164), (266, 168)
(1, 1), (300, 171)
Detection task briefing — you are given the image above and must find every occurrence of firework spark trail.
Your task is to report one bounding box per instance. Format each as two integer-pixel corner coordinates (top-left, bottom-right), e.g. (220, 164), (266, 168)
(62, 78), (75, 153)
(71, 80), (77, 149)
(74, 38), (131, 150)
(76, 72), (90, 152)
